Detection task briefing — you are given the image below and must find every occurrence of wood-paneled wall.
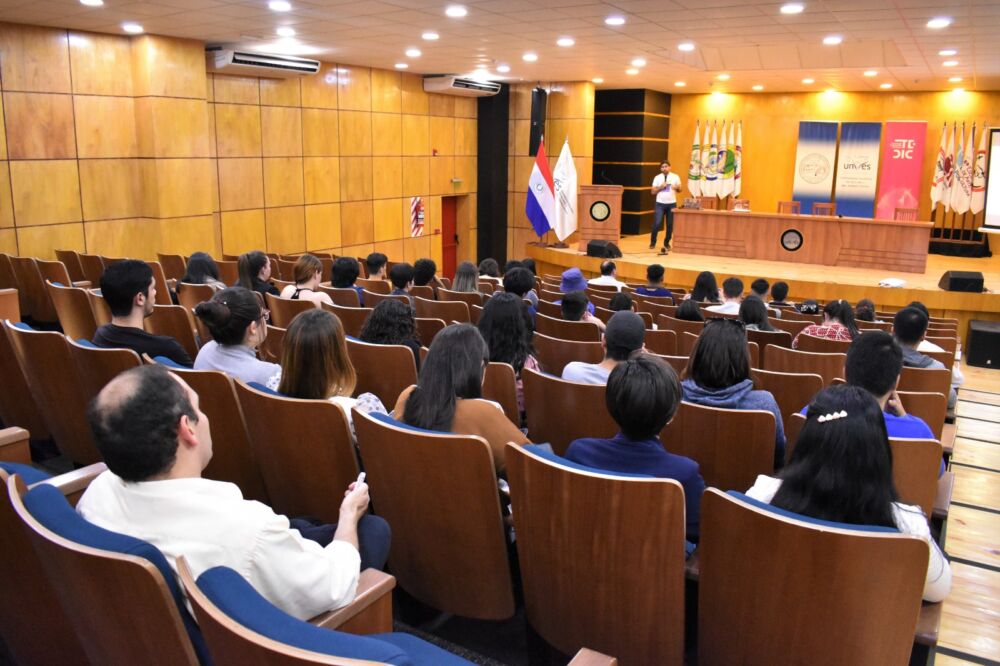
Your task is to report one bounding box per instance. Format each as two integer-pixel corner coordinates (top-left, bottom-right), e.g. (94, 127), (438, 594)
(0, 21), (478, 266)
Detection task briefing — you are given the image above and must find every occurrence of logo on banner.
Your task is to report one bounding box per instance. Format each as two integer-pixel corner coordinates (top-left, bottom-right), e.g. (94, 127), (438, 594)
(891, 138), (916, 160)
(799, 154), (831, 184)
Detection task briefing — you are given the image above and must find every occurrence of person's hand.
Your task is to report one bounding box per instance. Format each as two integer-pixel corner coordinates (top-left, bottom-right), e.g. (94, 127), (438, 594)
(886, 390), (906, 417)
(339, 480), (370, 523)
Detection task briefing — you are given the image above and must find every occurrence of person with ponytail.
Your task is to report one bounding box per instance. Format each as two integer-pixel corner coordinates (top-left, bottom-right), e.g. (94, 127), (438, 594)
(792, 298), (861, 348)
(194, 287), (281, 387)
(237, 250), (279, 297)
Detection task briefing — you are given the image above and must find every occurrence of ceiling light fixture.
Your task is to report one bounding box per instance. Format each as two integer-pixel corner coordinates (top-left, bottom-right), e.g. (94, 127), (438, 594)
(678, 42), (695, 52)
(276, 26), (295, 37)
(268, 0), (292, 11)
(394, 63), (408, 69)
(863, 70), (878, 77)
(405, 48), (421, 57)
(445, 5), (467, 18)
(674, 81), (686, 87)
(631, 57), (647, 67)
(592, 77), (604, 84)
(605, 16), (626, 26)
(122, 22), (143, 33)
(948, 76), (962, 82)
(938, 48), (956, 56)
(752, 84), (764, 91)
(942, 60), (958, 67)
(780, 3), (805, 14)
(422, 31), (439, 40)
(522, 52), (538, 62)
(557, 37), (575, 47)
(823, 35), (842, 45)
(80, 0), (104, 6)
(626, 68), (639, 75)
(802, 77), (814, 84)
(880, 82), (892, 89)
(716, 73), (730, 81)
(926, 16), (951, 29)
(496, 64), (510, 73)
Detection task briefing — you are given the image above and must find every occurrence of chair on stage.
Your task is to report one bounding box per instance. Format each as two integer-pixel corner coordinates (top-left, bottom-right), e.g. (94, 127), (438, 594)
(812, 202), (836, 216)
(535, 313), (602, 342)
(532, 332), (604, 376)
(321, 302), (372, 338)
(346, 338), (417, 407)
(697, 196), (718, 210)
(522, 368), (617, 456)
(777, 201), (801, 215)
(894, 207), (919, 221)
(764, 345), (845, 386)
(751, 368), (823, 429)
(727, 198), (750, 211)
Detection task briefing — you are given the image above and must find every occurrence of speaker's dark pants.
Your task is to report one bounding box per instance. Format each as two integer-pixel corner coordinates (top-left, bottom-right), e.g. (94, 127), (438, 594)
(651, 202), (676, 248)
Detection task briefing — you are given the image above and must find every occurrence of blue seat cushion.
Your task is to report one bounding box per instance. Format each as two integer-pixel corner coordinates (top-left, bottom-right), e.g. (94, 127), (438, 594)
(727, 491), (900, 533)
(23, 483), (213, 664)
(0, 462), (50, 485)
(153, 355), (186, 369)
(248, 381), (282, 396)
(524, 444), (652, 479)
(75, 338), (98, 348)
(369, 411), (441, 435)
(374, 632), (472, 665)
(12, 322), (34, 331)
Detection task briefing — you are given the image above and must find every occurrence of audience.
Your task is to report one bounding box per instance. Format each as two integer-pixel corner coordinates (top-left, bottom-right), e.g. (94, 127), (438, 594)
(588, 260), (627, 291)
(365, 252), (388, 280)
(521, 258), (537, 276)
(560, 291), (605, 332)
(750, 278), (769, 300)
(687, 270), (721, 303)
(559, 267), (596, 315)
(503, 259), (525, 274)
(237, 251), (279, 297)
(180, 252), (226, 291)
(77, 365), (391, 620)
(331, 256), (365, 305)
(503, 266), (538, 320)
(706, 277), (744, 315)
(93, 260), (193, 367)
(854, 298), (880, 323)
(562, 311), (645, 384)
(359, 299), (422, 370)
(633, 263), (673, 299)
(478, 258), (502, 282)
(565, 355), (705, 540)
(769, 281), (793, 308)
(608, 292), (634, 312)
(452, 261), (480, 293)
(193, 287), (281, 388)
(907, 301), (964, 397)
(792, 299), (860, 348)
(893, 307), (958, 407)
(682, 318), (785, 465)
(739, 296), (777, 331)
(477, 292), (539, 415)
(413, 258), (444, 290)
(388, 262), (415, 307)
(279, 254), (333, 307)
(675, 299), (705, 322)
(746, 384), (951, 602)
(395, 324), (529, 472)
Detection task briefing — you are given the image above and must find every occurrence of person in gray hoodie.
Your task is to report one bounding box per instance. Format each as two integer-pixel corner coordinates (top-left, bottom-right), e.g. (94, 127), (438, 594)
(681, 318), (786, 466)
(893, 306), (956, 407)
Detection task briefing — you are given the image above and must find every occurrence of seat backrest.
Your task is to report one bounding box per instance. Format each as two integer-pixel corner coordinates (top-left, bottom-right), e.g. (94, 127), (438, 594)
(796, 333), (852, 354)
(697, 196), (717, 210)
(363, 291), (409, 308)
(353, 411), (514, 620)
(898, 366), (951, 397)
(156, 253), (187, 281)
(785, 412), (806, 460)
(0, 321), (50, 440)
(87, 288), (113, 327)
(586, 291), (612, 309)
(764, 345), (845, 386)
(924, 335), (957, 355)
(535, 313), (602, 342)
(356, 277), (390, 294)
(36, 258), (75, 286)
(414, 296), (469, 324)
(656, 314), (705, 339)
(322, 303), (372, 338)
(176, 281), (216, 328)
(233, 381), (358, 523)
(414, 317), (446, 347)
(650, 352), (688, 375)
(680, 330), (698, 356)
(266, 292), (317, 328)
(536, 299), (561, 318)
(215, 260), (240, 286)
(644, 328), (677, 356)
(772, 318), (812, 338)
(889, 438), (942, 518)
(897, 390), (946, 440)
(47, 280), (99, 341)
(746, 328), (792, 365)
(276, 259), (298, 283)
(317, 285), (361, 307)
(5, 321), (100, 465)
(345, 338), (417, 408)
(0, 253), (17, 291)
(698, 488), (927, 666)
(522, 368), (617, 456)
(0, 286), (19, 322)
(409, 284), (435, 301)
(146, 304), (200, 360)
(482, 362), (520, 426)
(506, 445), (685, 665)
(148, 261), (174, 306)
(532, 332), (603, 376)
(11, 256), (58, 322)
(79, 254), (106, 286)
(750, 368), (823, 429)
(68, 338), (142, 406)
(477, 280), (495, 294)
(55, 249), (87, 282)
(632, 293), (676, 313)
(922, 349), (954, 370)
(258, 324), (285, 363)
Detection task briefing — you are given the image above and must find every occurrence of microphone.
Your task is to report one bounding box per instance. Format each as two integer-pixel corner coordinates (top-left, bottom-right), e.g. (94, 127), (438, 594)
(600, 170), (614, 185)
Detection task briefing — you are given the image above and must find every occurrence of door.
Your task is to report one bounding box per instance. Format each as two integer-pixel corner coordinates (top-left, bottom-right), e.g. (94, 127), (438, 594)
(441, 196), (457, 279)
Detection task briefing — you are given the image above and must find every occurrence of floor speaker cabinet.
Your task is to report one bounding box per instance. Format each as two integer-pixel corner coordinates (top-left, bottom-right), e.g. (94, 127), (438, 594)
(587, 240), (622, 259)
(938, 270), (984, 292)
(966, 321), (999, 369)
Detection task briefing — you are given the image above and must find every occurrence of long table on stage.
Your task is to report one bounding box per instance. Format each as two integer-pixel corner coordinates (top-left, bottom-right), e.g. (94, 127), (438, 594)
(672, 208), (933, 274)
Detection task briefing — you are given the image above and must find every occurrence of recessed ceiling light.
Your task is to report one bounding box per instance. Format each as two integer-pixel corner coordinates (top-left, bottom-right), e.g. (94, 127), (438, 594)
(678, 42), (695, 52)
(496, 64), (510, 73)
(631, 57), (646, 67)
(716, 73), (730, 81)
(674, 81), (687, 87)
(80, 0), (103, 6)
(863, 70), (878, 77)
(592, 77), (604, 84)
(780, 3), (805, 14)
(445, 5), (467, 18)
(823, 35), (842, 45)
(802, 77), (815, 84)
(522, 52), (538, 62)
(557, 37), (575, 47)
(605, 16), (626, 26)
(405, 48), (421, 57)
(926, 16), (951, 29)
(276, 26), (295, 37)
(422, 31), (439, 40)
(938, 48), (956, 56)
(752, 84), (764, 91)
(942, 60), (958, 67)
(268, 0), (291, 11)
(948, 76), (962, 82)
(122, 22), (143, 33)
(880, 82), (893, 89)
(626, 68), (639, 75)
(394, 63), (408, 69)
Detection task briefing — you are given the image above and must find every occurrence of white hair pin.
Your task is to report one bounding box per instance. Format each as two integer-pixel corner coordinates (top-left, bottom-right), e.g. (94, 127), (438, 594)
(817, 410), (847, 423)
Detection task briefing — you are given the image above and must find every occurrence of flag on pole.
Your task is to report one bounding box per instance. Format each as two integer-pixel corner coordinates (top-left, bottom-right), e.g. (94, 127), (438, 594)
(971, 124), (988, 215)
(716, 121), (729, 199)
(525, 138), (555, 237)
(734, 121), (743, 198)
(930, 123), (948, 208)
(410, 196), (424, 236)
(942, 123), (955, 212)
(951, 123), (974, 214)
(700, 121), (713, 197)
(720, 120), (737, 198)
(704, 121), (719, 197)
(687, 122), (702, 197)
(552, 140), (578, 242)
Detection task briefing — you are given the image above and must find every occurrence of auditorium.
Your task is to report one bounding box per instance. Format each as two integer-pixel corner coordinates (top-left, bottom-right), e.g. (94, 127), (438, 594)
(0, 1), (998, 664)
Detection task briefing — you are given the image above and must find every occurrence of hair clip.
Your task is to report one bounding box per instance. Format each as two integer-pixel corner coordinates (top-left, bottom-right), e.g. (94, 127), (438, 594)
(817, 410), (847, 423)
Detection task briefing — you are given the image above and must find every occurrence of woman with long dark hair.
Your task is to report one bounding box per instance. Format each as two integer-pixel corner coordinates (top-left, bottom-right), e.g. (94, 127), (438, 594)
(237, 250), (279, 296)
(739, 296), (776, 332)
(394, 324), (529, 471)
(194, 286), (281, 387)
(792, 299), (861, 348)
(358, 299), (422, 369)
(675, 299), (704, 322)
(745, 385), (951, 602)
(477, 292), (539, 414)
(181, 252), (226, 291)
(687, 271), (721, 303)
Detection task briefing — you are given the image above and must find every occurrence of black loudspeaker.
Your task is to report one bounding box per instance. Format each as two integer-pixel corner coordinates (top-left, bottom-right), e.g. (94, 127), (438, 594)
(528, 87), (547, 157)
(587, 240), (622, 259)
(966, 320), (999, 368)
(938, 270), (984, 292)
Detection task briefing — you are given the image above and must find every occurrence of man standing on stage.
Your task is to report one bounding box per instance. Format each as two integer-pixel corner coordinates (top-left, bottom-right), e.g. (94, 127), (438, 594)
(650, 160), (682, 255)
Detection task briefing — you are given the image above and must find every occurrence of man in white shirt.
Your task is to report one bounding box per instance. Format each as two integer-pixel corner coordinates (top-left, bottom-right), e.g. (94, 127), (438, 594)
(563, 311), (646, 384)
(650, 160), (682, 254)
(705, 277), (744, 316)
(587, 260), (628, 292)
(77, 365), (390, 621)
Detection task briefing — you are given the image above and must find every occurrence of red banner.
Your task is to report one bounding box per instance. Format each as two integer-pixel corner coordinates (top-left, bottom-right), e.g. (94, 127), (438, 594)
(876, 121), (927, 220)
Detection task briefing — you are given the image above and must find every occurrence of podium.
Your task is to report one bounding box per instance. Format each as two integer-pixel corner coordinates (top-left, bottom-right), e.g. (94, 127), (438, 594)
(576, 184), (623, 253)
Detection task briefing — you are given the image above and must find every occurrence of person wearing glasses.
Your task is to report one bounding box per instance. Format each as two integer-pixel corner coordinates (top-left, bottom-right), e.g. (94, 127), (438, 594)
(681, 318), (786, 466)
(193, 287), (281, 388)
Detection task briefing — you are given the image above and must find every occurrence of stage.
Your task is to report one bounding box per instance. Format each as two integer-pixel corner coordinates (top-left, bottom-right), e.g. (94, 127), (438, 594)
(525, 233), (1000, 345)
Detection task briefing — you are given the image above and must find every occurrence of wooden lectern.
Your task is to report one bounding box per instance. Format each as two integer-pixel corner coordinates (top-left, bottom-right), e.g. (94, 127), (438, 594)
(576, 184), (623, 253)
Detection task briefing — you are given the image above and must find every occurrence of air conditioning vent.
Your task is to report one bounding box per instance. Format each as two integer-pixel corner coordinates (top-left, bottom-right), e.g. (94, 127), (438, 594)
(422, 75), (501, 97)
(206, 47), (320, 78)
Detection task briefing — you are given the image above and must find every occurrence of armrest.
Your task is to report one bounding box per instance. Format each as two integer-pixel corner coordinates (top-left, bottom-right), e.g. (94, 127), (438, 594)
(310, 568), (396, 634)
(914, 601), (941, 647)
(71, 280), (92, 288)
(33, 462), (107, 505)
(685, 549), (700, 581)
(932, 471), (954, 521)
(568, 648), (619, 665)
(940, 423), (955, 456)
(0, 427), (31, 464)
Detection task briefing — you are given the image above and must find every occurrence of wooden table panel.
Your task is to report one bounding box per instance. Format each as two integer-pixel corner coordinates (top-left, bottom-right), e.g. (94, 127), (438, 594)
(944, 506), (1000, 568)
(938, 562), (1000, 661)
(951, 438), (1000, 472)
(951, 466), (1000, 510)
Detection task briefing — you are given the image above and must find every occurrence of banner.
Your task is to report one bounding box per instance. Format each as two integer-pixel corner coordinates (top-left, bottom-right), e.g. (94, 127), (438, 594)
(876, 121), (926, 220)
(792, 121), (838, 214)
(834, 122), (881, 218)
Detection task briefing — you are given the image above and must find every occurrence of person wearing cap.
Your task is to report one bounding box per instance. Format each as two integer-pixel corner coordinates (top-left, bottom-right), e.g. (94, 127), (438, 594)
(556, 267), (595, 315)
(562, 311), (646, 384)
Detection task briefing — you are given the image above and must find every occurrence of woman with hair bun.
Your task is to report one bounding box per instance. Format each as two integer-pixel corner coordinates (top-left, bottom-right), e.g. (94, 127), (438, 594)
(194, 286), (281, 387)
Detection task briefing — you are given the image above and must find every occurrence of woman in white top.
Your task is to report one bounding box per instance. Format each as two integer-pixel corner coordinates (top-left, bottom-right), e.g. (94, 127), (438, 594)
(194, 287), (282, 388)
(276, 308), (386, 436)
(279, 254), (333, 308)
(744, 384), (951, 603)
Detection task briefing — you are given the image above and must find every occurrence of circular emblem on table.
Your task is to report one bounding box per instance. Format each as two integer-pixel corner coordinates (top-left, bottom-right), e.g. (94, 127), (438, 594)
(590, 200), (611, 222)
(781, 229), (804, 252)
(798, 153), (830, 184)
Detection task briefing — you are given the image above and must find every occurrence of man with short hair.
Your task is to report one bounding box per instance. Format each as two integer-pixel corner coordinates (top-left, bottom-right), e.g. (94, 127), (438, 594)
(389, 262), (415, 307)
(560, 291), (590, 322)
(633, 263), (673, 299)
(750, 278), (781, 317)
(907, 300), (964, 395)
(769, 281), (793, 307)
(705, 277), (744, 315)
(331, 257), (364, 305)
(412, 258), (443, 289)
(650, 160), (682, 254)
(587, 260), (627, 292)
(77, 365), (390, 620)
(365, 252), (388, 280)
(562, 311), (645, 384)
(893, 307), (957, 407)
(92, 260), (192, 367)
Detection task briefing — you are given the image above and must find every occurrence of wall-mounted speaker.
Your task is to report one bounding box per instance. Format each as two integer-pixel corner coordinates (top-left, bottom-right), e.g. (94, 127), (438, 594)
(529, 87), (547, 157)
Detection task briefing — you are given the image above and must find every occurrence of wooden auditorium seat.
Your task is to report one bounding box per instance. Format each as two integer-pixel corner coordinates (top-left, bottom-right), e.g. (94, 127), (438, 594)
(585, 290), (612, 309)
(345, 338), (417, 407)
(321, 303), (372, 338)
(773, 318), (813, 338)
(67, 339), (142, 405)
(777, 200), (802, 214)
(889, 438), (943, 519)
(922, 349), (954, 370)
(586, 283), (619, 294)
(593, 306), (652, 328)
(795, 333), (852, 354)
(899, 366), (951, 398)
(409, 285), (435, 301)
(0, 322), (51, 441)
(215, 260), (239, 286)
(147, 261), (174, 306)
(259, 324), (285, 363)
(632, 293), (676, 313)
(656, 314), (704, 339)
(0, 253), (18, 291)
(536, 299), (562, 318)
(10, 256), (58, 324)
(535, 312), (602, 342)
(175, 281), (216, 327)
(482, 362), (520, 426)
(506, 444), (685, 665)
(316, 284), (361, 307)
(46, 280), (99, 341)
(746, 328), (793, 365)
(36, 258), (89, 288)
(522, 368), (617, 455)
(265, 293), (316, 328)
(438, 287), (483, 309)
(898, 391), (947, 442)
(764, 345), (845, 386)
(55, 249), (87, 283)
(644, 328), (677, 356)
(363, 291), (409, 308)
(680, 331), (699, 356)
(145, 305), (199, 361)
(0, 288), (18, 324)
(156, 253), (187, 281)
(477, 280), (496, 294)
(356, 277), (390, 294)
(751, 368), (823, 429)
(414, 296), (470, 323)
(78, 254), (106, 287)
(415, 317), (446, 347)
(650, 353), (689, 375)
(234, 380), (358, 523)
(533, 332), (604, 376)
(87, 288), (112, 327)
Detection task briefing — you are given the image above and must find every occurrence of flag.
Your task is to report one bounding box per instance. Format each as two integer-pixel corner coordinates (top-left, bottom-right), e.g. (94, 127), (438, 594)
(942, 123), (955, 212)
(949, 124), (967, 213)
(703, 121), (719, 197)
(525, 138), (555, 237)
(720, 120), (737, 198)
(410, 196), (424, 236)
(971, 124), (988, 214)
(950, 124), (974, 214)
(687, 122), (702, 197)
(552, 140), (578, 242)
(700, 122), (713, 197)
(716, 121), (729, 199)
(930, 123), (948, 207)
(734, 121), (743, 197)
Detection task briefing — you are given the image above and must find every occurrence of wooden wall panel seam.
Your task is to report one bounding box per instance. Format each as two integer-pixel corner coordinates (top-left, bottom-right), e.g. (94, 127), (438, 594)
(65, 34), (88, 253)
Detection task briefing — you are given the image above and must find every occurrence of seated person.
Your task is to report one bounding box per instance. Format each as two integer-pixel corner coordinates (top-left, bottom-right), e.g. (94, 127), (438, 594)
(330, 256), (365, 305)
(278, 309), (386, 435)
(893, 307), (957, 408)
(563, 311), (645, 384)
(633, 263), (673, 299)
(560, 291), (605, 332)
(237, 250), (279, 296)
(359, 299), (422, 370)
(181, 252), (226, 291)
(682, 318), (785, 466)
(388, 262), (416, 307)
(854, 298), (881, 323)
(478, 258), (502, 283)
(452, 261), (480, 293)
(705, 277), (743, 315)
(750, 278), (769, 300)
(746, 385), (951, 602)
(674, 299), (705, 322)
(413, 258), (444, 291)
(608, 292), (635, 312)
(566, 355), (705, 540)
(93, 260), (193, 367)
(478, 292), (540, 415)
(686, 271), (721, 303)
(906, 301), (964, 399)
(365, 252), (388, 280)
(587, 260), (627, 291)
(194, 287), (282, 388)
(394, 324), (529, 472)
(503, 266), (538, 320)
(279, 254), (333, 307)
(792, 299), (860, 348)
(77, 365), (391, 620)
(769, 281), (794, 308)
(739, 296), (777, 331)
(558, 267), (595, 315)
